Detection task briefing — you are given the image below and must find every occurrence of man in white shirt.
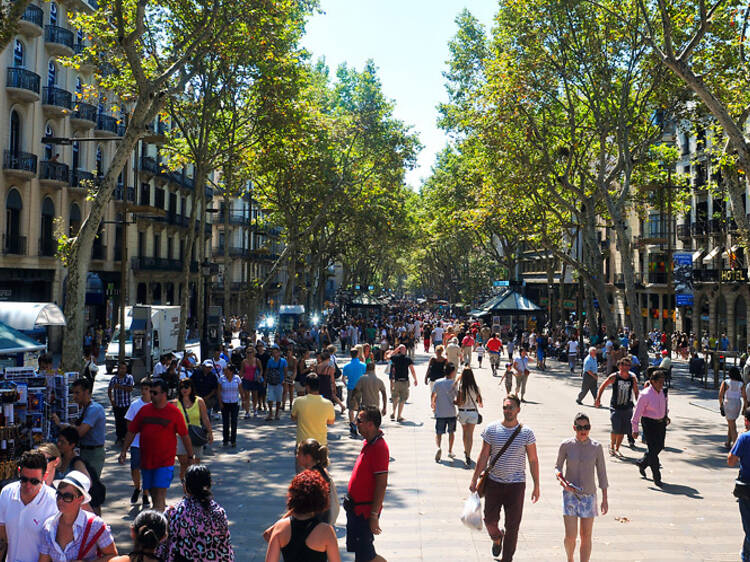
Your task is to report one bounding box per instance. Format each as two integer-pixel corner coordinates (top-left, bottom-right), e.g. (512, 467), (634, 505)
(567, 337), (580, 373)
(0, 450), (57, 562)
(124, 378), (152, 507)
(153, 354), (170, 378)
(432, 325), (445, 346)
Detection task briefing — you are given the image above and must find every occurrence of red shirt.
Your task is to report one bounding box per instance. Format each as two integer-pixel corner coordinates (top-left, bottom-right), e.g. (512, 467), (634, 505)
(461, 336), (475, 348)
(486, 338), (503, 353)
(348, 432), (389, 518)
(128, 402), (188, 470)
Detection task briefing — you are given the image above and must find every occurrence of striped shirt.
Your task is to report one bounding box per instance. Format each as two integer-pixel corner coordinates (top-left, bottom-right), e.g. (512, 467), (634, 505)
(108, 374), (134, 407)
(481, 422), (536, 483)
(218, 374), (240, 404)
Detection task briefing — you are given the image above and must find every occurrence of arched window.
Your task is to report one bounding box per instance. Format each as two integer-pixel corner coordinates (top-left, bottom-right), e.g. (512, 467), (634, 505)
(13, 40), (24, 68)
(72, 140), (79, 171)
(76, 29), (83, 44)
(69, 202), (81, 236)
(49, 2), (57, 25)
(75, 77), (82, 96)
(47, 60), (56, 87)
(95, 145), (102, 176)
(40, 197), (55, 256)
(44, 125), (54, 160)
(9, 111), (20, 155)
(5, 189), (23, 254)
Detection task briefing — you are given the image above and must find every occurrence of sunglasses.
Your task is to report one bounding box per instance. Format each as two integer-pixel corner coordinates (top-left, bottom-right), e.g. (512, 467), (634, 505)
(55, 491), (80, 503)
(150, 390), (163, 396)
(502, 405), (516, 410)
(575, 424), (591, 431)
(19, 476), (42, 485)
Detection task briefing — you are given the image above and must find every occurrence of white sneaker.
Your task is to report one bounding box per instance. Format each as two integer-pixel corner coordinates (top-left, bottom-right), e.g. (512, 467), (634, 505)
(435, 448), (442, 462)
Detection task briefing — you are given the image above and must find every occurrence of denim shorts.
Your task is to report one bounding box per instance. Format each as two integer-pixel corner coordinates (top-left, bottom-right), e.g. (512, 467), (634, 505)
(267, 383), (283, 402)
(142, 465), (174, 490)
(435, 416), (457, 435)
(130, 446), (141, 471)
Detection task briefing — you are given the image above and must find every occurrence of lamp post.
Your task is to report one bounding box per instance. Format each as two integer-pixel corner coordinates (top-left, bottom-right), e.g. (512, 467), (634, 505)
(201, 259), (212, 360)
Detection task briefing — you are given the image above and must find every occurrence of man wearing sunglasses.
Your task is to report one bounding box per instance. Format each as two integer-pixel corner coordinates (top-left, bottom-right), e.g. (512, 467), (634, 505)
(119, 378), (193, 511)
(0, 450), (57, 562)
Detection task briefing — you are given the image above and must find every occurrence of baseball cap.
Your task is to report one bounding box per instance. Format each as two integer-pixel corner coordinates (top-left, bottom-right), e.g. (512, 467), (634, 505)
(202, 359), (214, 368)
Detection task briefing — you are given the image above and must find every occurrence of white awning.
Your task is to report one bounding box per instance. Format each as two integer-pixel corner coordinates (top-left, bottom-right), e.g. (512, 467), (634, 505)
(0, 302), (66, 331)
(692, 248), (706, 262)
(703, 246), (724, 263)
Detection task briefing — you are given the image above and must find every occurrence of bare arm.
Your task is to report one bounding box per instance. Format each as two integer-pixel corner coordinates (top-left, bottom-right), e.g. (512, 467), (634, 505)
(325, 525), (342, 562)
(0, 524), (6, 559)
(370, 472), (388, 534)
(93, 540), (118, 560)
(594, 375), (615, 404)
(729, 452), (740, 467)
(526, 442), (540, 503)
(470, 441), (492, 492)
(198, 397), (213, 443)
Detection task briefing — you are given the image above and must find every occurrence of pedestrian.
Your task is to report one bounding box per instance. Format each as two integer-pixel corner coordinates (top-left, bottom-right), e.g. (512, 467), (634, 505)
(432, 323), (444, 348)
(577, 347), (599, 406)
(174, 378), (212, 477)
(38, 442), (62, 487)
(345, 406), (389, 562)
(52, 377), (106, 478)
(595, 356), (639, 455)
(38, 470), (117, 561)
(218, 364), (241, 446)
(423, 323), (432, 353)
(296, 439), (340, 525)
(265, 470), (342, 561)
(385, 344), (417, 422)
(486, 333), (503, 376)
(0, 450), (58, 562)
(283, 347), (298, 412)
(124, 379), (153, 507)
(476, 342), (485, 368)
(567, 337), (579, 373)
(445, 337), (461, 370)
(720, 366), (746, 449)
(469, 394), (540, 560)
(108, 361), (134, 445)
(432, 362), (458, 462)
(456, 367), (483, 468)
(256, 341), (271, 412)
(191, 360), (219, 420)
(461, 332), (475, 367)
(291, 374), (336, 455)
(240, 346), (263, 418)
(159, 465), (234, 561)
(119, 378), (193, 511)
(512, 348), (531, 402)
(727, 407), (750, 562)
(507, 337), (515, 361)
(110, 510), (167, 562)
(555, 413), (608, 562)
(264, 344), (287, 421)
(424, 345), (447, 394)
(500, 362), (513, 395)
(343, 348), (367, 438)
(352, 362), (388, 416)
(314, 351), (346, 414)
(631, 367), (669, 487)
(53, 427), (103, 514)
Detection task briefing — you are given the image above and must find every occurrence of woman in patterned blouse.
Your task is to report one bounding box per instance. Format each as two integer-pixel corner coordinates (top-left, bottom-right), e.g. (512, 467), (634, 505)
(158, 465), (233, 561)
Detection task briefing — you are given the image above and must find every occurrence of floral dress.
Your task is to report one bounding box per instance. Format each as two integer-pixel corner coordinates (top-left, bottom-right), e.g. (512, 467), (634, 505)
(158, 496), (234, 561)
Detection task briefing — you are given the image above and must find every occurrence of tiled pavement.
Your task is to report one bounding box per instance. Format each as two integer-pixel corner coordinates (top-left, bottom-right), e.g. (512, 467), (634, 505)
(91, 349), (742, 561)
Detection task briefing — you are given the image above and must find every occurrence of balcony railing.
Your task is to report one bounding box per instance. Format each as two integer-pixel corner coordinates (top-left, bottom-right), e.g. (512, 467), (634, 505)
(42, 86), (72, 109)
(677, 224), (690, 238)
(6, 67), (40, 94)
(21, 4), (43, 27)
(218, 212), (250, 226)
(647, 272), (668, 284)
(131, 256), (197, 272)
(91, 244), (106, 260)
(691, 221), (708, 236)
(3, 150), (37, 174)
(694, 269), (720, 283)
(113, 186), (135, 202)
(95, 113), (119, 134)
(70, 169), (95, 188)
(44, 25), (73, 49)
(72, 102), (97, 122)
(38, 237), (55, 257)
(40, 160), (69, 183)
(2, 234), (26, 255)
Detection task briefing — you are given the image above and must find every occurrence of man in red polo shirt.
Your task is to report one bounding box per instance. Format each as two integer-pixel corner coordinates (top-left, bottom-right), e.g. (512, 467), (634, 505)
(486, 333), (504, 376)
(347, 405), (389, 562)
(118, 378), (193, 511)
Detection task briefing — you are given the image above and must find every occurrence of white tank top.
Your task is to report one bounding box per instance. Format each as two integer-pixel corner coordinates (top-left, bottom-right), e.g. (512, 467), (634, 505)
(725, 379), (743, 401)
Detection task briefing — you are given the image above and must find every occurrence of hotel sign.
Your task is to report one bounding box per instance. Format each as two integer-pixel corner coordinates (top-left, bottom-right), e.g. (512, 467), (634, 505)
(720, 269), (748, 283)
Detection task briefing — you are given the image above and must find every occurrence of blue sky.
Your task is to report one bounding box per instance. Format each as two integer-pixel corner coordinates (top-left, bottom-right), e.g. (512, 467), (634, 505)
(301, 1), (498, 190)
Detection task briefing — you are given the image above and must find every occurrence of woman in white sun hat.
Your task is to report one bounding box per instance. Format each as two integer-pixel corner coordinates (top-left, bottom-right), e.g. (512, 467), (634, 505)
(38, 470), (118, 561)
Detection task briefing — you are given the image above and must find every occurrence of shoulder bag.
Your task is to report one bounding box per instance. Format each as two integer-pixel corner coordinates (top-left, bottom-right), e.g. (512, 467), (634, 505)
(476, 424), (523, 498)
(179, 400), (208, 447)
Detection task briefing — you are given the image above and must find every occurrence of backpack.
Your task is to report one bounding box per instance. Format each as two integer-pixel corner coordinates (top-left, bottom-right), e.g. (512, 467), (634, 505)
(265, 360), (282, 385)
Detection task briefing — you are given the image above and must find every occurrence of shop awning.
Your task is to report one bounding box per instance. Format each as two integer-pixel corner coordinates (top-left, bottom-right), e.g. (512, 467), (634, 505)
(692, 248), (706, 262)
(0, 321), (46, 354)
(703, 246), (724, 263)
(0, 302), (66, 331)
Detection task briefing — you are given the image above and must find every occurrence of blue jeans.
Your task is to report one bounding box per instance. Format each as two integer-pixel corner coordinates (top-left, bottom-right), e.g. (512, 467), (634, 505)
(739, 498), (750, 561)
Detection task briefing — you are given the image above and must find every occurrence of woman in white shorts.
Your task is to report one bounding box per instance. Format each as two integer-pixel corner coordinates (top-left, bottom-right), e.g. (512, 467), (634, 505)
(455, 367), (483, 468)
(720, 366), (746, 448)
(555, 413), (608, 562)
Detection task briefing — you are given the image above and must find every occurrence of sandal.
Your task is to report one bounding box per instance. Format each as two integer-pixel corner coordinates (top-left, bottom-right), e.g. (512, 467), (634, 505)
(397, 417), (406, 422)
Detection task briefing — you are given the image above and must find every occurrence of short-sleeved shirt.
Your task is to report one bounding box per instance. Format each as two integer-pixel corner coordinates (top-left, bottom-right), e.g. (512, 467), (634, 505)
(79, 400), (106, 447)
(461, 336), (475, 348)
(486, 338), (502, 353)
(39, 509), (114, 561)
(513, 356), (529, 373)
(0, 481), (58, 562)
(583, 354), (598, 376)
(732, 431), (750, 482)
(124, 397), (148, 448)
(348, 433), (389, 518)
(343, 358), (366, 390)
(390, 354), (413, 381)
(354, 373), (386, 408)
(128, 402), (188, 470)
(108, 374), (134, 407)
(568, 340), (579, 354)
(432, 378), (457, 418)
(480, 422), (536, 483)
(218, 374), (240, 403)
(291, 394), (335, 445)
(190, 370), (218, 398)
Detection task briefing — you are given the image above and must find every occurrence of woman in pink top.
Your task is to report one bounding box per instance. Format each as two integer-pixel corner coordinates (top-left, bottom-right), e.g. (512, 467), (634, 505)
(631, 367), (669, 486)
(241, 347), (263, 418)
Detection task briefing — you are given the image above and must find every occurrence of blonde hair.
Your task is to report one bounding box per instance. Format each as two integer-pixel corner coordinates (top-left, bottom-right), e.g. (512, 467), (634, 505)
(37, 442), (61, 459)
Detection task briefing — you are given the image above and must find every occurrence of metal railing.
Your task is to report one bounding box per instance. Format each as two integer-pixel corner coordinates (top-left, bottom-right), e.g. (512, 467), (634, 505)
(42, 86), (72, 109)
(21, 4), (43, 27)
(131, 256), (197, 271)
(6, 67), (40, 93)
(3, 150), (37, 174)
(70, 169), (95, 188)
(95, 113), (119, 134)
(691, 221), (708, 236)
(677, 224), (690, 238)
(2, 234), (27, 255)
(44, 25), (73, 49)
(73, 102), (97, 122)
(218, 212), (250, 226)
(694, 269), (720, 283)
(40, 160), (69, 183)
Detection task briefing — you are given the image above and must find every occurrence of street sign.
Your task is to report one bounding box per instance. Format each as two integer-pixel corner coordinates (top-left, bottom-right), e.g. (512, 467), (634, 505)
(493, 280), (509, 287)
(355, 284), (360, 290)
(368, 285), (374, 291)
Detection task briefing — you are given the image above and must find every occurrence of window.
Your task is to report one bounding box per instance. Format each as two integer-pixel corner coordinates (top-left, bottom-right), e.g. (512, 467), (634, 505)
(5, 189), (23, 253)
(49, 2), (57, 25)
(47, 60), (56, 87)
(40, 197), (55, 256)
(9, 111), (20, 155)
(72, 141), (79, 170)
(154, 234), (160, 258)
(96, 145), (102, 176)
(167, 236), (173, 259)
(69, 202), (81, 236)
(140, 182), (150, 206)
(13, 40), (24, 68)
(154, 187), (164, 209)
(44, 125), (54, 160)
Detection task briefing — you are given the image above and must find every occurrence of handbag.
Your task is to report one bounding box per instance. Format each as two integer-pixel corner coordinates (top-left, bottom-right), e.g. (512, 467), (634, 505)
(180, 400), (209, 447)
(476, 424), (523, 498)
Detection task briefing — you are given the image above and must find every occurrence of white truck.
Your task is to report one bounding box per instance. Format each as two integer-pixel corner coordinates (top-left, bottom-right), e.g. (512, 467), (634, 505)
(105, 305), (200, 372)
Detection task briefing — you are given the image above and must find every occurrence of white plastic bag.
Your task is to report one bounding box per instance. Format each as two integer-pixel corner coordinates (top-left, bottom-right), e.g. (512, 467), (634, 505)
(460, 492), (483, 530)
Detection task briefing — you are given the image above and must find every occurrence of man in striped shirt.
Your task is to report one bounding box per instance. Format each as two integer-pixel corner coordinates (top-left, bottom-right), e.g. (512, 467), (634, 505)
(470, 394), (539, 560)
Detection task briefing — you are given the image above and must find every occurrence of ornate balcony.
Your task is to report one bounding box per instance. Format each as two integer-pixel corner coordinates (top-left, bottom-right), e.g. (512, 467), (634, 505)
(18, 4), (43, 36)
(2, 234), (27, 256)
(6, 67), (40, 102)
(70, 101), (96, 129)
(44, 25), (74, 56)
(39, 160), (69, 186)
(42, 86), (72, 117)
(94, 113), (119, 136)
(3, 150), (37, 179)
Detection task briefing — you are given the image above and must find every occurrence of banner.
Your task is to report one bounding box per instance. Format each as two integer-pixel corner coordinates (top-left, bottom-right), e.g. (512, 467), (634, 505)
(673, 253), (693, 306)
